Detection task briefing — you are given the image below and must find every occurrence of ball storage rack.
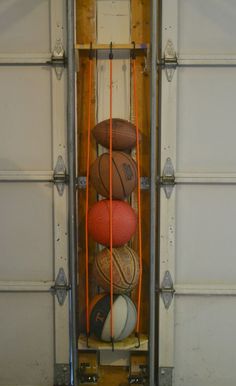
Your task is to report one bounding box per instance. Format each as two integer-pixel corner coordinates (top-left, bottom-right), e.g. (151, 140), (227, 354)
(75, 2), (158, 385)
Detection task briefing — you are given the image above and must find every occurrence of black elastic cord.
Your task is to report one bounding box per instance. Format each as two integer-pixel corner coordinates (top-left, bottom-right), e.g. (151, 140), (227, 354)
(111, 336), (115, 352)
(131, 41), (136, 60)
(86, 332), (90, 348)
(89, 42), (93, 60)
(109, 42), (113, 60)
(135, 332), (141, 349)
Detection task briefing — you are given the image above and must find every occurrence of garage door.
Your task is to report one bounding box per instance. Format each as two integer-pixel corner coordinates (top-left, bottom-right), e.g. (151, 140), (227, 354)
(159, 1), (236, 386)
(0, 1), (71, 385)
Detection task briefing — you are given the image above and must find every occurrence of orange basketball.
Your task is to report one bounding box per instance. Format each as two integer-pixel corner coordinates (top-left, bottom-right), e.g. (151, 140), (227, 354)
(90, 152), (137, 199)
(88, 200), (137, 247)
(93, 246), (140, 293)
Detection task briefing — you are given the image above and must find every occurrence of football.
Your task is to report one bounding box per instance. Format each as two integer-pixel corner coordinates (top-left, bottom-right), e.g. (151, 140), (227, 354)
(92, 118), (138, 150)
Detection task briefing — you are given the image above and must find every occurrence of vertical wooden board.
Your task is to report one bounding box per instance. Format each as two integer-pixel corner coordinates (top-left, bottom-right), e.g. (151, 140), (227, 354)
(131, 0), (150, 44)
(76, 0), (97, 331)
(77, 55), (98, 331)
(76, 0), (96, 43)
(131, 0), (151, 334)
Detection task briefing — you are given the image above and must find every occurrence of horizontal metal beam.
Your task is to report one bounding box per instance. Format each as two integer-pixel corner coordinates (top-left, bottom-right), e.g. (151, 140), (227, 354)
(175, 284), (236, 296)
(76, 176), (150, 190)
(0, 281), (54, 293)
(76, 43), (149, 50)
(76, 173), (236, 191)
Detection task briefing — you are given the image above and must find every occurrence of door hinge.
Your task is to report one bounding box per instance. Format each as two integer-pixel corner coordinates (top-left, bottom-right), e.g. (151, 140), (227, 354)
(54, 363), (70, 386)
(160, 271), (175, 309)
(53, 156), (68, 196)
(51, 268), (70, 306)
(162, 40), (178, 82)
(50, 39), (66, 80)
(159, 367), (173, 386)
(160, 158), (175, 199)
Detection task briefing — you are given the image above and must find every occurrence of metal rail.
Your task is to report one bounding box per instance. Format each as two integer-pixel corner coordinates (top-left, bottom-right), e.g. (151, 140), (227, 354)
(159, 54), (236, 68)
(0, 281), (54, 292)
(76, 43), (149, 50)
(149, 0), (158, 384)
(67, 1), (78, 385)
(0, 171), (54, 182)
(175, 284), (236, 296)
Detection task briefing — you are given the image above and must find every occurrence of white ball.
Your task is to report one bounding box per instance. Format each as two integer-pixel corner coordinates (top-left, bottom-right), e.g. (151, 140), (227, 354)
(90, 294), (137, 342)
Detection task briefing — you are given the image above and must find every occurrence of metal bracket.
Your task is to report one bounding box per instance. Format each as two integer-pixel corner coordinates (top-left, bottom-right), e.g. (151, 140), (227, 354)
(129, 352), (148, 385)
(76, 176), (150, 190)
(53, 156), (68, 196)
(160, 271), (175, 309)
(159, 367), (173, 386)
(54, 363), (70, 386)
(140, 177), (150, 190)
(77, 176), (87, 190)
(51, 39), (66, 80)
(161, 158), (175, 199)
(51, 268), (70, 306)
(163, 40), (177, 82)
(78, 350), (99, 384)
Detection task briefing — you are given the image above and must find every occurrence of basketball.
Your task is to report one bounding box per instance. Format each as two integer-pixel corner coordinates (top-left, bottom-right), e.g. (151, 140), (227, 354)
(90, 152), (137, 199)
(93, 246), (140, 293)
(92, 118), (138, 150)
(88, 200), (137, 247)
(90, 294), (137, 342)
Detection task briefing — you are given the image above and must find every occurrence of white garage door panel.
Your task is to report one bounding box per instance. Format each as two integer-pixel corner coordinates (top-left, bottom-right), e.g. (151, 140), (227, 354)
(177, 67), (236, 173)
(178, 0), (236, 54)
(176, 185), (236, 285)
(0, 293), (54, 386)
(0, 183), (53, 281)
(0, 1), (69, 384)
(159, 1), (236, 384)
(174, 297), (236, 386)
(0, 67), (52, 171)
(0, 0), (50, 53)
